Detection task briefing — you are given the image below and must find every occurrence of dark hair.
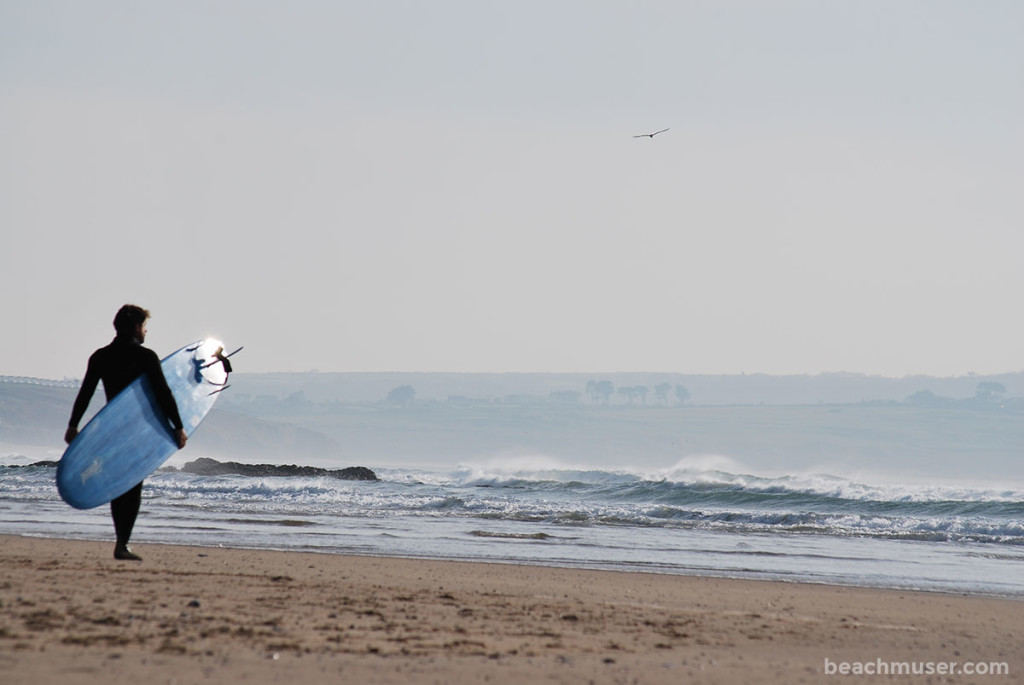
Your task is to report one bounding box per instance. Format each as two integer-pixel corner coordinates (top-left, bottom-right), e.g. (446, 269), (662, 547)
(113, 304), (150, 336)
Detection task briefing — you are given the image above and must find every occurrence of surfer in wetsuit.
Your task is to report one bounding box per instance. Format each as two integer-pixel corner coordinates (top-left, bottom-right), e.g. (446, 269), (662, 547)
(65, 304), (188, 561)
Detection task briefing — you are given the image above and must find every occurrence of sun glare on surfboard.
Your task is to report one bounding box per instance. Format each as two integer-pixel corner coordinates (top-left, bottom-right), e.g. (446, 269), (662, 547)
(197, 339), (230, 386)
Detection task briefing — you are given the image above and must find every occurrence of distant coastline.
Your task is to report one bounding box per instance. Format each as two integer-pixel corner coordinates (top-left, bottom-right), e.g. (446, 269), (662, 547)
(8, 369), (1021, 406)
(3, 371), (1021, 481)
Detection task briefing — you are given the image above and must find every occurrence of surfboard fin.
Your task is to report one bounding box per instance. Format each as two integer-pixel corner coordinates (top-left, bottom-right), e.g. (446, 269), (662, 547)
(208, 385), (231, 396)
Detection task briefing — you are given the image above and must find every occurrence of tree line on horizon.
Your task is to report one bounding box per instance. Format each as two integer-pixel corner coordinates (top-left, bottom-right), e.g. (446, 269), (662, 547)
(209, 379), (1021, 412)
(583, 380), (691, 406)
(906, 381), (1019, 410)
(383, 381), (693, 407)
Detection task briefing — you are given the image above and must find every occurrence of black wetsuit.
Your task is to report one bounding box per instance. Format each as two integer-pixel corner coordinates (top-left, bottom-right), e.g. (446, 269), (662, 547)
(68, 336), (184, 550)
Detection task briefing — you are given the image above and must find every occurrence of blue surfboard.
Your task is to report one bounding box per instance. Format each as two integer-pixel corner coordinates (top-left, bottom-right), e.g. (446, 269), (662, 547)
(57, 339), (233, 510)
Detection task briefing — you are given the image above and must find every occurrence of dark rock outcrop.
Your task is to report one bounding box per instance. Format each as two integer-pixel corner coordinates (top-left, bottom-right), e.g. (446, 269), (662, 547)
(179, 457), (378, 481)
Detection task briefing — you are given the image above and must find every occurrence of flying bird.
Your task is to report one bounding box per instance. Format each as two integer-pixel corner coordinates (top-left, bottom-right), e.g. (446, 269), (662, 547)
(634, 127), (670, 139)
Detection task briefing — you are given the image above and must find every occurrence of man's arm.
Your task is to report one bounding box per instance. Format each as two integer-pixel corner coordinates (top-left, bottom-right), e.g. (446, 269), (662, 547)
(65, 355), (101, 444)
(144, 351), (187, 449)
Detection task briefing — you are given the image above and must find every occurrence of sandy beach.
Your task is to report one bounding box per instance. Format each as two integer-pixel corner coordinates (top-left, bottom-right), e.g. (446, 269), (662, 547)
(1, 535), (1020, 684)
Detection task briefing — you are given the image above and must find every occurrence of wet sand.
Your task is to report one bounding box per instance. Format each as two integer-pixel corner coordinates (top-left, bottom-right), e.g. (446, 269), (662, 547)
(1, 535), (1020, 683)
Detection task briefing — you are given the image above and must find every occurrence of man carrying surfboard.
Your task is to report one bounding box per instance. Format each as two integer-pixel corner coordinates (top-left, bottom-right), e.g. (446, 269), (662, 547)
(65, 304), (188, 561)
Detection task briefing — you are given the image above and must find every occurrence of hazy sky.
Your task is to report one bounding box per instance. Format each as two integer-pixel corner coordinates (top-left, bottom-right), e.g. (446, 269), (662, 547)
(2, 1), (1021, 378)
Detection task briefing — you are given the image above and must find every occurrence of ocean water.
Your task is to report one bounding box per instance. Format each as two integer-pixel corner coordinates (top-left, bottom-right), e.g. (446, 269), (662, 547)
(2, 454), (1024, 596)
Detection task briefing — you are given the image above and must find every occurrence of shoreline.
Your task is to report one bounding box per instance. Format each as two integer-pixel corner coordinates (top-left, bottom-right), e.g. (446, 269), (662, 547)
(9, 531), (1024, 601)
(2, 535), (1021, 684)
